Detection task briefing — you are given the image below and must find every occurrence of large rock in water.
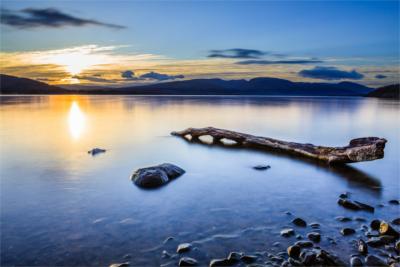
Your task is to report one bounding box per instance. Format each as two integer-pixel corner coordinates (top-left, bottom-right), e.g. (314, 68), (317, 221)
(131, 163), (185, 188)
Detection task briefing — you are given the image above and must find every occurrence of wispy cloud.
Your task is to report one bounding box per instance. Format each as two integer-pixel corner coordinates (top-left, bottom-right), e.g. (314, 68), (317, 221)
(1, 8), (125, 29)
(208, 48), (267, 59)
(375, 74), (387, 79)
(298, 66), (364, 80)
(236, 59), (323, 65)
(121, 70), (184, 81)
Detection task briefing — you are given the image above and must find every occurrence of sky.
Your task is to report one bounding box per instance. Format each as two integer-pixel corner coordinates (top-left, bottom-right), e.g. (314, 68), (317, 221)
(0, 0), (399, 88)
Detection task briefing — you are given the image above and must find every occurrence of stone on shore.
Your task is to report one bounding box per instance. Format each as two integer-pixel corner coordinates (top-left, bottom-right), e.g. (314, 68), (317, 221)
(341, 228), (356, 236)
(179, 257), (198, 266)
(281, 228), (295, 237)
(177, 243), (192, 253)
(131, 163), (185, 188)
(88, 148), (106, 155)
(292, 218), (307, 227)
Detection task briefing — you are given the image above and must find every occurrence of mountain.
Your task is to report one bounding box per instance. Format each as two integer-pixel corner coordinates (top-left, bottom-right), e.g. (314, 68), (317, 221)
(0, 74), (69, 94)
(1, 74), (374, 96)
(366, 84), (400, 99)
(118, 77), (373, 96)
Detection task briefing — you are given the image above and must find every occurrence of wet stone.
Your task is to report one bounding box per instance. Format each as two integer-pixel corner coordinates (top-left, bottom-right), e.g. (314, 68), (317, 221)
(240, 255), (257, 264)
(392, 218), (400, 225)
(350, 256), (363, 267)
(302, 251), (317, 266)
(336, 216), (352, 222)
(287, 245), (301, 259)
(209, 258), (232, 267)
(389, 200), (400, 205)
(109, 263), (130, 267)
(365, 255), (386, 266)
(179, 257), (198, 266)
(338, 198), (361, 210)
(281, 228), (295, 237)
(227, 252), (242, 262)
(177, 243), (192, 253)
(292, 218), (307, 227)
(341, 228), (356, 236)
(132, 163), (185, 188)
(370, 219), (381, 230)
(339, 192), (349, 199)
(358, 240), (368, 255)
(307, 232), (321, 243)
(253, 165), (271, 170)
(296, 234), (303, 240)
(295, 241), (314, 248)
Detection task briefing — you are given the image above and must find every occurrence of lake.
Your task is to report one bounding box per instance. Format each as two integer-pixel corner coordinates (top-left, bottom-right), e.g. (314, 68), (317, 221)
(1, 95), (399, 266)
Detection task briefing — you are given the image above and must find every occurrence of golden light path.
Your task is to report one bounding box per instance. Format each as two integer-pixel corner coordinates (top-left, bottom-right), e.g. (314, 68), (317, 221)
(68, 101), (86, 139)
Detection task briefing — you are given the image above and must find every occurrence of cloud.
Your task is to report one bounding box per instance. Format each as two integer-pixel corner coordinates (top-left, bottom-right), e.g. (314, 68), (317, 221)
(298, 66), (364, 80)
(121, 70), (137, 79)
(236, 59), (323, 65)
(375, 74), (387, 79)
(139, 72), (184, 81)
(72, 75), (115, 83)
(208, 48), (267, 59)
(1, 8), (125, 29)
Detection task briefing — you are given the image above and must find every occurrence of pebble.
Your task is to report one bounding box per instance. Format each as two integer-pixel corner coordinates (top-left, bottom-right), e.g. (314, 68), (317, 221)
(287, 245), (301, 259)
(177, 243), (192, 253)
(281, 228), (295, 237)
(341, 228), (356, 236)
(336, 216), (352, 222)
(365, 255), (386, 266)
(370, 219), (381, 230)
(295, 241), (313, 248)
(109, 263), (130, 267)
(253, 165), (271, 170)
(358, 239), (368, 255)
(302, 252), (317, 266)
(389, 199), (400, 205)
(292, 218), (307, 227)
(179, 257), (198, 266)
(350, 256), (363, 267)
(209, 258), (232, 267)
(307, 232), (321, 243)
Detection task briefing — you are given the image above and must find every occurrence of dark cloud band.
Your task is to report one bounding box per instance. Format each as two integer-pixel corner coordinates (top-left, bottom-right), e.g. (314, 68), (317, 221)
(236, 59), (323, 65)
(1, 8), (125, 29)
(298, 66), (364, 80)
(208, 48), (267, 59)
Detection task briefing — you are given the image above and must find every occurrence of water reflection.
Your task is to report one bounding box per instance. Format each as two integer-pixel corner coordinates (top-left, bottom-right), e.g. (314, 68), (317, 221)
(68, 101), (86, 139)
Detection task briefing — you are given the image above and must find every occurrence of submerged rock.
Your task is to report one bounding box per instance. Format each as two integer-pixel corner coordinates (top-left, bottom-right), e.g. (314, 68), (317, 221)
(392, 218), (400, 225)
(370, 219), (382, 230)
(209, 258), (232, 267)
(307, 232), (321, 243)
(336, 216), (352, 222)
(365, 255), (386, 266)
(88, 148), (106, 155)
(131, 163), (185, 188)
(295, 241), (314, 248)
(341, 228), (356, 236)
(350, 256), (363, 267)
(253, 165), (271, 170)
(292, 218), (307, 227)
(109, 263), (129, 267)
(179, 257), (198, 266)
(358, 239), (368, 255)
(177, 243), (192, 253)
(240, 255), (257, 264)
(281, 228), (295, 237)
(389, 199), (400, 205)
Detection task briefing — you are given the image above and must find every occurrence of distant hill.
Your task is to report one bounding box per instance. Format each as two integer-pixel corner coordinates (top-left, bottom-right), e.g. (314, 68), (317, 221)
(1, 74), (374, 96)
(366, 84), (400, 99)
(0, 74), (69, 94)
(118, 77), (373, 96)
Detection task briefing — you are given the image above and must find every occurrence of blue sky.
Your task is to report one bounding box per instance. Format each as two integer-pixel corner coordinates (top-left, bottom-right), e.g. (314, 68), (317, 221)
(0, 1), (399, 87)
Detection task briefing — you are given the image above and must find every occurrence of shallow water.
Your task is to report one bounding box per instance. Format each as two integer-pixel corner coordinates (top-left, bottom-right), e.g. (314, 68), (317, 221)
(0, 95), (399, 266)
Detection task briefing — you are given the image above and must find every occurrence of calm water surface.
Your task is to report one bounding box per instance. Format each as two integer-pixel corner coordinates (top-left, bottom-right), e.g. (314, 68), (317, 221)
(1, 95), (399, 266)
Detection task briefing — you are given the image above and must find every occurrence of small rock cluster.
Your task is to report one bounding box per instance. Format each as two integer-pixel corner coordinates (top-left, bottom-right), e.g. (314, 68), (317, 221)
(131, 163), (185, 188)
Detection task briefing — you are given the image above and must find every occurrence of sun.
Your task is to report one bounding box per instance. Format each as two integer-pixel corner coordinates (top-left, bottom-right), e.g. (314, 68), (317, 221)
(51, 53), (100, 75)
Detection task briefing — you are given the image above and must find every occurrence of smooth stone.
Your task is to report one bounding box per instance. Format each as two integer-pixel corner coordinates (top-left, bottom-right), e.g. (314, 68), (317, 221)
(354, 201), (375, 212)
(240, 255), (257, 264)
(109, 263), (129, 267)
(350, 256), (364, 267)
(287, 245), (301, 259)
(292, 218), (307, 227)
(281, 228), (295, 237)
(365, 255), (386, 266)
(209, 258), (232, 267)
(288, 257), (302, 266)
(389, 200), (400, 205)
(316, 250), (344, 266)
(132, 163), (185, 188)
(370, 219), (381, 230)
(295, 241), (314, 248)
(301, 252), (317, 266)
(179, 257), (198, 266)
(339, 192), (349, 199)
(88, 148), (106, 155)
(358, 239), (368, 255)
(253, 165), (271, 170)
(227, 252), (242, 262)
(177, 243), (192, 253)
(392, 218), (400, 225)
(336, 216), (352, 222)
(341, 228), (356, 236)
(355, 217), (367, 222)
(307, 232), (321, 243)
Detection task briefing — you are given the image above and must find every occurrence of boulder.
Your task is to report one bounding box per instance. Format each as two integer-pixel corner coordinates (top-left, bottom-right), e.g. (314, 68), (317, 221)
(131, 163), (185, 188)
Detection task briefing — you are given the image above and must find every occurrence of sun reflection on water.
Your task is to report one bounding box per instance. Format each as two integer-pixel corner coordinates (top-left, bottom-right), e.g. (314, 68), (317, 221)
(68, 101), (86, 139)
